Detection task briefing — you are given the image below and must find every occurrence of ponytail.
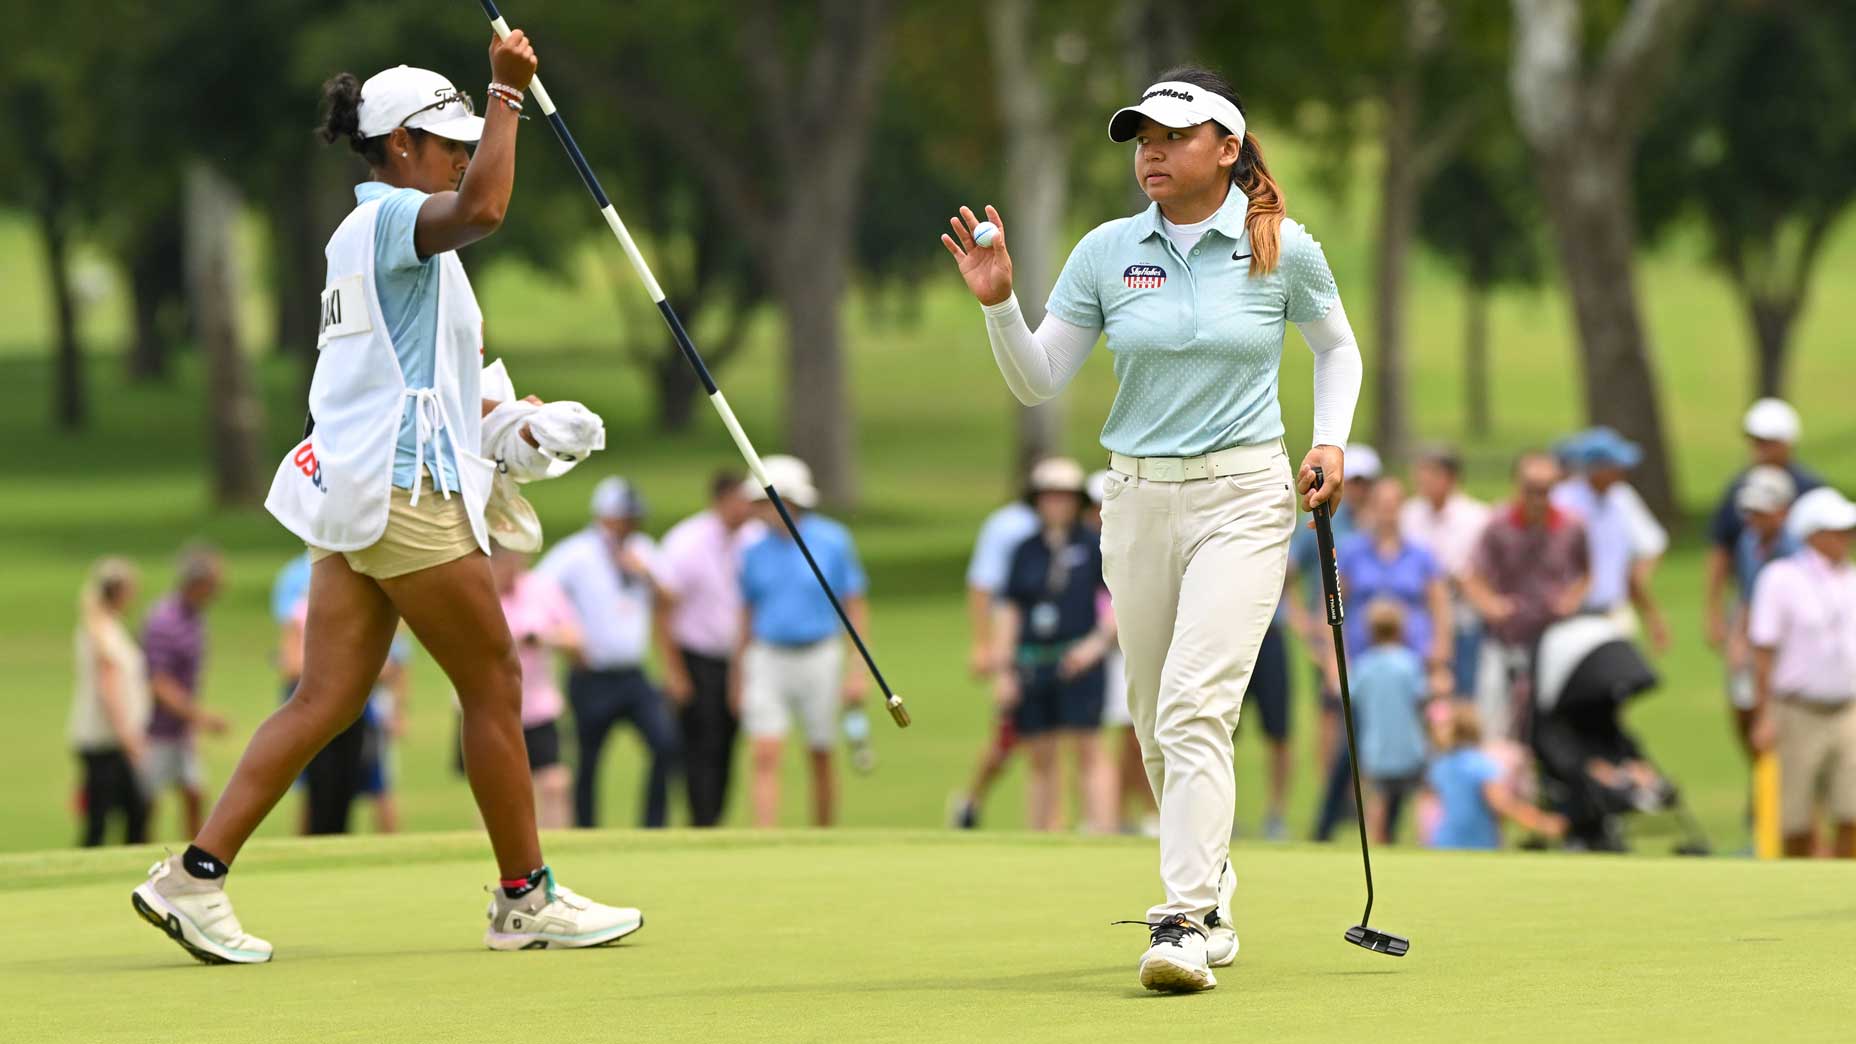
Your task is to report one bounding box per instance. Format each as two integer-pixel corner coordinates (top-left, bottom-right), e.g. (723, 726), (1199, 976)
(1154, 65), (1287, 275)
(319, 71), (422, 168)
(1234, 133), (1285, 276)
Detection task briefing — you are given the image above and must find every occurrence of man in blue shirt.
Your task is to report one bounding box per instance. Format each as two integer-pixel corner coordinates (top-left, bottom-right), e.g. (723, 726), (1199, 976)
(950, 475), (1042, 830)
(736, 456), (869, 828)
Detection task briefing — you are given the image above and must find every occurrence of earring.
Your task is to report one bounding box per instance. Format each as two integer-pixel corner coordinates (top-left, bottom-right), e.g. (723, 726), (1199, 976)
(400, 151), (409, 157)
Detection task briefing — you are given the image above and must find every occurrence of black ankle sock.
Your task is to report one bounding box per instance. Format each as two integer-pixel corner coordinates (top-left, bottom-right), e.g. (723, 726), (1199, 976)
(182, 845), (228, 881)
(501, 866), (548, 900)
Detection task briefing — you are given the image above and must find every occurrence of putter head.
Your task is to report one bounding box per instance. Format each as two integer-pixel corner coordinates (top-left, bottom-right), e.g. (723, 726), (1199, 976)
(885, 693), (911, 728)
(1345, 924), (1410, 957)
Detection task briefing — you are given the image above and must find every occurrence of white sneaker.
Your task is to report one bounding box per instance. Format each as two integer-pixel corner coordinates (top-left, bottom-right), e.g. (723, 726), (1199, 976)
(131, 855), (273, 964)
(1205, 860), (1239, 968)
(484, 868), (643, 951)
(1136, 914), (1216, 993)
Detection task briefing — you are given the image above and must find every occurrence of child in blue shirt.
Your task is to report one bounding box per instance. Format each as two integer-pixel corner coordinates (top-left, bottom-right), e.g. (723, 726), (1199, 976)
(1351, 600), (1430, 843)
(1427, 703), (1566, 850)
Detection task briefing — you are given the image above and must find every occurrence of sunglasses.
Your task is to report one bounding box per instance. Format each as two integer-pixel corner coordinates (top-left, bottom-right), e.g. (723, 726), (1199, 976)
(397, 89), (475, 129)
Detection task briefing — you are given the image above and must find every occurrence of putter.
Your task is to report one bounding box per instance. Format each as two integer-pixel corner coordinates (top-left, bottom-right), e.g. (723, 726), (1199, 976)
(1310, 466), (1410, 957)
(471, 0), (907, 728)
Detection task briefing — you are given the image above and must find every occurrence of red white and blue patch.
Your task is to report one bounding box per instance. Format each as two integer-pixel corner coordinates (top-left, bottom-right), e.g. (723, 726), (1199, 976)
(1123, 264), (1167, 289)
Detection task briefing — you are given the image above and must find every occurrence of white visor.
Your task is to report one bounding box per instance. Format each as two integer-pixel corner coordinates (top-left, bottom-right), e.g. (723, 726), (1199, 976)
(356, 65), (485, 144)
(1108, 80), (1246, 143)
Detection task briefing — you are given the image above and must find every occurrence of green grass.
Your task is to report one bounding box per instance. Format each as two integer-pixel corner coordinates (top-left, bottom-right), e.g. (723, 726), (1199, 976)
(5, 831), (1850, 1043)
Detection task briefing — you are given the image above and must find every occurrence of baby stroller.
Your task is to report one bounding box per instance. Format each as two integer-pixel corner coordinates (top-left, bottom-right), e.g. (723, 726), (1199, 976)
(1531, 615), (1710, 854)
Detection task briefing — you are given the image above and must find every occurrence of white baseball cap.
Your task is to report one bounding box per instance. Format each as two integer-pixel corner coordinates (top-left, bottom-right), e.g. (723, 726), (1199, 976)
(357, 66), (484, 143)
(590, 477), (646, 520)
(1347, 443), (1384, 482)
(1735, 465), (1797, 515)
(1108, 81), (1246, 144)
(744, 455), (819, 510)
(1742, 398), (1801, 444)
(1788, 486), (1856, 540)
(1029, 457), (1087, 495)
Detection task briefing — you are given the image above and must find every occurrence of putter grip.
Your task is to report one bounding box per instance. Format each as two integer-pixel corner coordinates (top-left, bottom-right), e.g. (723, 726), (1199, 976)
(1311, 466), (1344, 627)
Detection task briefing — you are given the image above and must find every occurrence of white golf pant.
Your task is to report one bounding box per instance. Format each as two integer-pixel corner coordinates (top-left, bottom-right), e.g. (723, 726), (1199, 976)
(1098, 443), (1295, 925)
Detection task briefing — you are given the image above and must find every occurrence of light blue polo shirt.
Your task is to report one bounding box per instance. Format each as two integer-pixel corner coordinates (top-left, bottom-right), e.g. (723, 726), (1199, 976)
(1045, 190), (1339, 457)
(741, 514), (868, 645)
(354, 182), (460, 493)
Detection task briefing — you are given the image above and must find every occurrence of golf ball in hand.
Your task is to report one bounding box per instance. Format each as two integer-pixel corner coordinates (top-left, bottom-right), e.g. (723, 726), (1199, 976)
(973, 221), (999, 248)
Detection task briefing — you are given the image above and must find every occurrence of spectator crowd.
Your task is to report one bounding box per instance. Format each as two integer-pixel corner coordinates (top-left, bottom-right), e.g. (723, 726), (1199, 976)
(65, 400), (1855, 858)
(67, 455), (878, 843)
(954, 398), (1854, 858)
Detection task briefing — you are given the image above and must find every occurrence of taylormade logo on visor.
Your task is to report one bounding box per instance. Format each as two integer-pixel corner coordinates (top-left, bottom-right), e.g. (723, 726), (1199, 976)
(1109, 80), (1246, 143)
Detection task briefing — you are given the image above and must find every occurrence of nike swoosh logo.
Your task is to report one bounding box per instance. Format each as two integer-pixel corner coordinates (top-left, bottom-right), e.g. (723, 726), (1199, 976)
(1232, 252), (1251, 261)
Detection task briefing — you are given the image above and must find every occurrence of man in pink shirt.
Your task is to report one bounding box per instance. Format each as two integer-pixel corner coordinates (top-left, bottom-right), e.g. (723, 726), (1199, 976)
(1748, 487), (1856, 858)
(653, 471), (764, 827)
(493, 549), (582, 830)
(1399, 444), (1491, 695)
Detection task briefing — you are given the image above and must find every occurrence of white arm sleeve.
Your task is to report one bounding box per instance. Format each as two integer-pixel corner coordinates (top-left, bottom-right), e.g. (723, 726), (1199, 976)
(1297, 301), (1364, 449)
(980, 294), (1100, 406)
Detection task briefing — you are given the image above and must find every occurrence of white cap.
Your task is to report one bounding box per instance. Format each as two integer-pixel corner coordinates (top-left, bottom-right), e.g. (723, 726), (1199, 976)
(1347, 443), (1384, 482)
(590, 477), (646, 519)
(1736, 465), (1797, 515)
(744, 455), (818, 510)
(1789, 487), (1856, 540)
(1029, 457), (1087, 495)
(1743, 398), (1801, 444)
(1108, 81), (1246, 144)
(357, 66), (484, 143)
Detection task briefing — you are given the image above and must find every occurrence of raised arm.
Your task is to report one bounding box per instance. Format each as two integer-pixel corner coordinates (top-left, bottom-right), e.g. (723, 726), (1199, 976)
(412, 31), (539, 257)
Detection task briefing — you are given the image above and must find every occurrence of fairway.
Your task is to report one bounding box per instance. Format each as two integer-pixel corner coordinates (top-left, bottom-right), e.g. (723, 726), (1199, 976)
(7, 832), (1846, 1043)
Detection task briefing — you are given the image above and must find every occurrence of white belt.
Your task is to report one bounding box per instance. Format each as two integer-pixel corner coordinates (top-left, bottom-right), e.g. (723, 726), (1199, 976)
(1108, 440), (1284, 483)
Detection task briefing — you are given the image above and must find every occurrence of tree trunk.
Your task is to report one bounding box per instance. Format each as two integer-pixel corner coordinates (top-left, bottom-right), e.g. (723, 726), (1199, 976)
(1373, 59), (1421, 469)
(1465, 267), (1492, 438)
(1533, 145), (1676, 519)
(1747, 296), (1797, 400)
(652, 349), (704, 432)
(770, 235), (855, 506)
(36, 188), (86, 431)
(988, 0), (1071, 482)
(126, 211), (184, 383)
(184, 162), (267, 507)
(1509, 0), (1700, 522)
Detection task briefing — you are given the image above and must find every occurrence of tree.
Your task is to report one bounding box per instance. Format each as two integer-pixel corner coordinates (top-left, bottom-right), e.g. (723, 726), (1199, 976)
(12, 82), (87, 429)
(1419, 129), (1542, 437)
(1508, 0), (1703, 520)
(1637, 0), (1856, 398)
(564, 0), (894, 505)
(184, 163), (268, 506)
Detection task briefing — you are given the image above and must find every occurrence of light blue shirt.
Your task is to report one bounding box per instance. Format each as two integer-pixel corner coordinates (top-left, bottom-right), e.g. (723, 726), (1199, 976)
(1550, 479), (1643, 611)
(354, 182), (460, 493)
(742, 514), (867, 645)
(1351, 645), (1428, 779)
(1045, 190), (1339, 457)
(1427, 749), (1503, 850)
(966, 501), (1040, 594)
(270, 552), (312, 624)
(534, 527), (658, 669)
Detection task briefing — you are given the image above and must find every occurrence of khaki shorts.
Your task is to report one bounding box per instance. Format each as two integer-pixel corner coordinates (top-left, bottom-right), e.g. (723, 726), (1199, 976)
(309, 477), (480, 580)
(1776, 696), (1856, 834)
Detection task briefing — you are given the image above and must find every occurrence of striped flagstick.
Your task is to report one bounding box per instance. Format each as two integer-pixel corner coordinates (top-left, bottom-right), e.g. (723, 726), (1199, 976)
(474, 0), (909, 727)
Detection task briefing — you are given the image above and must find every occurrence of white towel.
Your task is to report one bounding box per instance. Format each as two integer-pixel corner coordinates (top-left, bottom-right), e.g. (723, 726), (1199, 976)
(479, 360), (608, 551)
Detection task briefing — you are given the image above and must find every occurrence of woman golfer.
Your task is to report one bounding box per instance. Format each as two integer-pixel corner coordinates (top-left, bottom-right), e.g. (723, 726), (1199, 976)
(943, 67), (1362, 992)
(131, 30), (641, 964)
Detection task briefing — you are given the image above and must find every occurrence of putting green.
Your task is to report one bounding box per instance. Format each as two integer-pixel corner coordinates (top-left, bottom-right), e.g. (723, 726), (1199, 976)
(6, 831), (1847, 1043)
